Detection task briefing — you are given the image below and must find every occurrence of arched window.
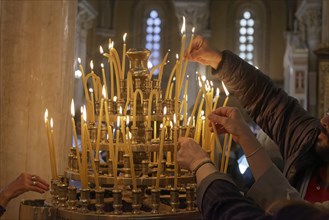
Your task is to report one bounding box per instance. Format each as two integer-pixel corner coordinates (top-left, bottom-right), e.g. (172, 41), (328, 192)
(226, 0), (269, 72)
(145, 10), (162, 75)
(239, 11), (255, 65)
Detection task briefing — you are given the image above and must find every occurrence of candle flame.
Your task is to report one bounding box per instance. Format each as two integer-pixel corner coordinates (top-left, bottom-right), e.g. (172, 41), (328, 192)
(176, 54), (179, 60)
(201, 75), (206, 82)
(44, 109), (49, 123)
(192, 27), (195, 34)
(160, 124), (163, 129)
(126, 116), (130, 125)
(90, 60), (94, 70)
(198, 78), (202, 88)
(83, 105), (87, 121)
(119, 106), (123, 115)
(108, 38), (112, 49)
(113, 96), (117, 102)
(173, 77), (176, 81)
(80, 106), (83, 115)
(89, 88), (93, 93)
(123, 33), (127, 42)
(170, 121), (173, 128)
(101, 63), (104, 68)
(201, 110), (204, 116)
(99, 46), (104, 54)
(221, 81), (229, 96)
(71, 99), (75, 117)
(186, 95), (188, 101)
(163, 106), (167, 115)
(102, 86), (106, 98)
(117, 116), (120, 127)
(77, 57), (81, 64)
(181, 16), (186, 34)
(216, 88), (220, 97)
(128, 131), (132, 139)
(50, 118), (54, 128)
(173, 113), (176, 124)
(187, 75), (189, 79)
(210, 81), (213, 87)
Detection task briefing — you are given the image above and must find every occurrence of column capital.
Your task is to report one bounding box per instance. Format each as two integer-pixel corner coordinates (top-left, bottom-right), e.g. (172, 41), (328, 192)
(173, 0), (210, 36)
(77, 0), (98, 30)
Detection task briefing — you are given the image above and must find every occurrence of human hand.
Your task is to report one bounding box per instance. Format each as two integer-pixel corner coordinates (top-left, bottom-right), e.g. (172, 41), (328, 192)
(0, 173), (49, 208)
(177, 137), (210, 171)
(185, 35), (221, 69)
(207, 107), (254, 144)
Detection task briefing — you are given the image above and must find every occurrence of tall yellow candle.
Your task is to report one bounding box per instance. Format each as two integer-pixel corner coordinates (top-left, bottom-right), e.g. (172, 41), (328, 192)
(178, 16), (186, 90)
(224, 134), (233, 174)
(194, 99), (204, 143)
(213, 88), (220, 110)
(44, 110), (56, 179)
(169, 81), (174, 99)
(49, 118), (58, 179)
(95, 87), (105, 160)
(81, 107), (88, 188)
(126, 127), (137, 190)
(165, 55), (179, 98)
(180, 27), (194, 93)
(109, 41), (121, 99)
(155, 107), (166, 190)
(121, 33), (127, 80)
(173, 114), (178, 188)
(71, 100), (82, 178)
(85, 122), (100, 189)
(197, 73), (222, 157)
(185, 89), (202, 137)
(147, 90), (159, 129)
(155, 49), (170, 81)
(221, 81), (232, 173)
(100, 62), (108, 99)
(78, 58), (91, 104)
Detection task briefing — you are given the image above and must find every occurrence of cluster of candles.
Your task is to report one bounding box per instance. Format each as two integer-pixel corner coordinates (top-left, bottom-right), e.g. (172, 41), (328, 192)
(44, 16), (234, 194)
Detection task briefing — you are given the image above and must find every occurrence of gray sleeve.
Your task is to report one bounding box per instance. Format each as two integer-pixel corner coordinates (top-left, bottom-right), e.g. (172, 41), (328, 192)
(247, 164), (301, 211)
(196, 171), (236, 212)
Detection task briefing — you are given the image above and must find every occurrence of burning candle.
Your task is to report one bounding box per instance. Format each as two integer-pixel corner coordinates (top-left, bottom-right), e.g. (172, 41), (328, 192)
(126, 127), (137, 190)
(156, 49), (170, 81)
(45, 110), (56, 179)
(180, 27), (194, 93)
(100, 62), (108, 99)
(178, 16), (186, 90)
(122, 33), (127, 80)
(95, 87), (105, 160)
(221, 81), (232, 173)
(165, 54), (179, 98)
(213, 88), (220, 110)
(155, 107), (167, 190)
(71, 100), (82, 177)
(109, 41), (121, 100)
(81, 107), (88, 188)
(185, 89), (202, 137)
(49, 118), (58, 179)
(85, 121), (100, 189)
(173, 113), (178, 188)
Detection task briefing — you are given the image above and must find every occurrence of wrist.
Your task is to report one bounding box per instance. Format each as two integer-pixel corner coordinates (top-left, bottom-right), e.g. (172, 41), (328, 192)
(0, 190), (11, 208)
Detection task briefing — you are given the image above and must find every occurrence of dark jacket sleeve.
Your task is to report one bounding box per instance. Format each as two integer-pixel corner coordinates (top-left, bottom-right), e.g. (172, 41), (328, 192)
(197, 172), (272, 220)
(213, 50), (321, 167)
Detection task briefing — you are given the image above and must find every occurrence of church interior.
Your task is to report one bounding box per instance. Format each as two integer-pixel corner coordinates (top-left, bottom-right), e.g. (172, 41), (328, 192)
(0, 0), (328, 219)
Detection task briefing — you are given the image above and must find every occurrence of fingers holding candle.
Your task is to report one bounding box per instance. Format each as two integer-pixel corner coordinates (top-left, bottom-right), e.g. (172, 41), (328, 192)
(207, 107), (253, 144)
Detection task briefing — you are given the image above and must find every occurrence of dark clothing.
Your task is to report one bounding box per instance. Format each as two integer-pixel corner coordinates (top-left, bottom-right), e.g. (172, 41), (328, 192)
(214, 50), (322, 197)
(197, 172), (329, 220)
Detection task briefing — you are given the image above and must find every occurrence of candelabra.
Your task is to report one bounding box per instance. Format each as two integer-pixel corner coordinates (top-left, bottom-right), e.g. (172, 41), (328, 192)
(20, 48), (201, 219)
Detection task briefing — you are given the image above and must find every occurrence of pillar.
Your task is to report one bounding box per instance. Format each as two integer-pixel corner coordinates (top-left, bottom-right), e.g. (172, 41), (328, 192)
(0, 1), (76, 219)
